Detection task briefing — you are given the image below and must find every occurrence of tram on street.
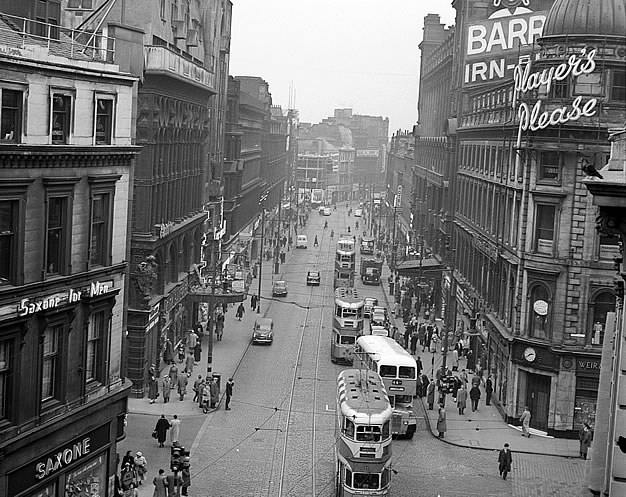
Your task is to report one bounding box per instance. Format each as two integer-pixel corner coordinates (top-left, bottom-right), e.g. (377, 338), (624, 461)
(353, 335), (418, 438)
(334, 234), (356, 288)
(331, 287), (364, 364)
(335, 368), (393, 496)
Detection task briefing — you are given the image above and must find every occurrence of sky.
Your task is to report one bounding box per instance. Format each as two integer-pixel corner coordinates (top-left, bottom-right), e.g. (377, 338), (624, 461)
(228, 0), (456, 135)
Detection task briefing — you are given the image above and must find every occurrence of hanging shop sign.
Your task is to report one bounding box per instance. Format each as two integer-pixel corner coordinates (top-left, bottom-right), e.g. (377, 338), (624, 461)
(463, 0), (554, 87)
(8, 424), (110, 496)
(514, 48), (598, 133)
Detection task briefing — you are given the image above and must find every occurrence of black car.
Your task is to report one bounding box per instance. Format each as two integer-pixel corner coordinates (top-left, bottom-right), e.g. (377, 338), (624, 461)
(307, 270), (321, 286)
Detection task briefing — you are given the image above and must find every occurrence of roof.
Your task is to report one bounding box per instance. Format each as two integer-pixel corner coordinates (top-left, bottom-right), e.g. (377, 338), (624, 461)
(396, 257), (446, 277)
(356, 336), (418, 369)
(337, 369), (392, 423)
(542, 0), (626, 39)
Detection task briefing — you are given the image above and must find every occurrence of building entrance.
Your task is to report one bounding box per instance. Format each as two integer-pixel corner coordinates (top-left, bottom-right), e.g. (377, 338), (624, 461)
(525, 372), (551, 431)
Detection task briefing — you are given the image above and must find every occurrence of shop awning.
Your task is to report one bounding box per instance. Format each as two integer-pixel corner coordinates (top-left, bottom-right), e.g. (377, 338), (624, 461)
(396, 258), (446, 277)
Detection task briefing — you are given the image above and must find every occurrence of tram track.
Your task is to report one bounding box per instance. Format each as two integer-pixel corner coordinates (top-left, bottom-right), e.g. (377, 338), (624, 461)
(275, 218), (337, 497)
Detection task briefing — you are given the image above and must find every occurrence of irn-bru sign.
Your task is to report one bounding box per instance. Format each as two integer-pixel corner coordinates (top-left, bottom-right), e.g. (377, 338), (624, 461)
(463, 0), (555, 87)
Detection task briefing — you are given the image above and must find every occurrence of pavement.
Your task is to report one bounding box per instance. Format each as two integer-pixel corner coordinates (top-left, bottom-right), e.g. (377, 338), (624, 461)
(118, 203), (586, 496)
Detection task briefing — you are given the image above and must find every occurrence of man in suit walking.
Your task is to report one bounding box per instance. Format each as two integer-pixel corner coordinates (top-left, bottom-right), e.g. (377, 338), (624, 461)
(498, 443), (513, 480)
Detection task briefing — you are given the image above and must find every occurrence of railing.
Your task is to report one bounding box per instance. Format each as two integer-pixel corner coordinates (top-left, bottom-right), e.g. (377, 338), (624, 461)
(0, 12), (114, 62)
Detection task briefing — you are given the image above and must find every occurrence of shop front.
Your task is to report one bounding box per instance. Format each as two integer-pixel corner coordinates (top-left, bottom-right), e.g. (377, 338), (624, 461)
(572, 355), (600, 430)
(7, 423), (113, 497)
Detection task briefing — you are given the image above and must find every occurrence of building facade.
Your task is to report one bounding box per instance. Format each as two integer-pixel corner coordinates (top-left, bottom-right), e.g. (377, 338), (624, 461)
(0, 6), (138, 496)
(407, 0), (626, 436)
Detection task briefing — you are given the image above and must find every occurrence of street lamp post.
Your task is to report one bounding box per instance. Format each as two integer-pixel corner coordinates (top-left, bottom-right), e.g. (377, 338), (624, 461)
(257, 192), (268, 314)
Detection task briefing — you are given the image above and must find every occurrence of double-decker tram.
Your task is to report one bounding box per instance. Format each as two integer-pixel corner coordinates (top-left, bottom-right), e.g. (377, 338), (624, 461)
(354, 336), (418, 439)
(334, 234), (356, 288)
(335, 368), (393, 496)
(331, 287), (364, 364)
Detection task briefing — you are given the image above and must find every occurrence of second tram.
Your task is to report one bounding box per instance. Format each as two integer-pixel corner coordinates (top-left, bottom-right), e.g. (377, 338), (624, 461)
(354, 335), (418, 438)
(336, 368), (393, 496)
(331, 287), (364, 364)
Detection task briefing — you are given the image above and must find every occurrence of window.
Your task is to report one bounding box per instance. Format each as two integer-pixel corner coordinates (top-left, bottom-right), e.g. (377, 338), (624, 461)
(378, 365), (396, 378)
(90, 193), (111, 266)
(0, 339), (13, 420)
(33, 0), (60, 39)
(160, 0), (167, 18)
(86, 310), (107, 382)
(51, 93), (72, 144)
(535, 204), (556, 254)
(1, 89), (23, 142)
(95, 98), (114, 145)
(529, 284), (551, 340)
(0, 201), (17, 285)
(611, 70), (626, 102)
(46, 196), (68, 275)
(589, 291), (615, 346)
(67, 0), (93, 8)
(344, 418), (355, 439)
(599, 233), (621, 261)
(356, 425), (381, 442)
(538, 151), (560, 182)
(41, 324), (61, 401)
(574, 73), (602, 96)
(549, 78), (569, 99)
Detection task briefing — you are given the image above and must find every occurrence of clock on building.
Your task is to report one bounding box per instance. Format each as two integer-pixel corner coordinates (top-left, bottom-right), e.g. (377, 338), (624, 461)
(523, 347), (537, 362)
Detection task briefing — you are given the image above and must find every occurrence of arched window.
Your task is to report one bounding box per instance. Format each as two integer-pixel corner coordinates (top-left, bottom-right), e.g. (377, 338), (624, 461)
(168, 243), (178, 284)
(588, 290), (616, 346)
(528, 283), (551, 340)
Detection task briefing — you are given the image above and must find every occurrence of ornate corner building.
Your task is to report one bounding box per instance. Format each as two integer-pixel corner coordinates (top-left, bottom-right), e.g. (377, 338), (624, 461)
(0, 1), (140, 494)
(405, 0), (626, 437)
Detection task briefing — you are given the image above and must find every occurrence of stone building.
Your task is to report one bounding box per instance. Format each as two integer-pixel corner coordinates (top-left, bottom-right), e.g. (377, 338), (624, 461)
(0, 5), (138, 495)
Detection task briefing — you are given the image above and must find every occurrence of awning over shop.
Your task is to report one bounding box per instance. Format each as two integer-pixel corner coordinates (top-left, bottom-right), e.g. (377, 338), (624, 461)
(396, 257), (446, 277)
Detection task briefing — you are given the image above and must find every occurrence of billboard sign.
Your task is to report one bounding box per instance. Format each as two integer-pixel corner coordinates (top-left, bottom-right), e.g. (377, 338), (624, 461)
(463, 0), (555, 88)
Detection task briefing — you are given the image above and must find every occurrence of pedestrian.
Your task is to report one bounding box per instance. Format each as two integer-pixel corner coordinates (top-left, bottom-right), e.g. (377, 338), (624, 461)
(427, 379), (436, 410)
(215, 312), (224, 341)
(452, 348), (459, 371)
(437, 404), (447, 438)
(314, 235), (318, 246)
(201, 379), (211, 410)
(210, 376), (219, 408)
(469, 384), (481, 412)
(519, 406), (531, 437)
(170, 414), (181, 445)
(165, 472), (181, 497)
(193, 375), (204, 403)
(579, 423), (593, 459)
(486, 374), (493, 405)
(498, 443), (513, 480)
(181, 465), (191, 496)
(459, 369), (468, 385)
(403, 327), (410, 349)
(194, 342), (202, 363)
(120, 461), (137, 492)
(416, 356), (423, 378)
(251, 294), (258, 311)
(178, 372), (189, 401)
(154, 414), (170, 448)
(420, 373), (429, 398)
(184, 351), (194, 374)
(152, 469), (168, 497)
(418, 323), (426, 351)
(187, 330), (197, 354)
(121, 450), (135, 469)
(471, 372), (481, 387)
(225, 377), (234, 410)
(124, 482), (139, 497)
(168, 363), (178, 388)
(134, 452), (147, 486)
(430, 332), (439, 353)
(162, 376), (171, 403)
(148, 371), (159, 404)
(236, 302), (245, 321)
(457, 384), (468, 415)
(410, 331), (418, 355)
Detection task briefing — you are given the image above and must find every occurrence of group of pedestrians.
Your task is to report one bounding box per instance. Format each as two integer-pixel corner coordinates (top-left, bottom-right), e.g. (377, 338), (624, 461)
(153, 414), (181, 448)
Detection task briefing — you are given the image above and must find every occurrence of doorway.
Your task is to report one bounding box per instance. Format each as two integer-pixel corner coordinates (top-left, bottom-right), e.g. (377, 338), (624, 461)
(525, 372), (551, 431)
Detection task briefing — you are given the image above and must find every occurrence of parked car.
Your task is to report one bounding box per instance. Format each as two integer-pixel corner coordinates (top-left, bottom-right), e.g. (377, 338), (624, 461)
(252, 317), (274, 345)
(272, 280), (288, 297)
(370, 324), (389, 337)
(354, 208), (362, 217)
(296, 235), (308, 248)
(322, 207), (332, 216)
(363, 297), (378, 318)
(371, 308), (389, 328)
(306, 270), (321, 286)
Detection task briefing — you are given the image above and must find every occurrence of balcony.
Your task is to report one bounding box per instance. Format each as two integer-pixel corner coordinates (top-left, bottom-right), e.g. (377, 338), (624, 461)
(144, 45), (216, 93)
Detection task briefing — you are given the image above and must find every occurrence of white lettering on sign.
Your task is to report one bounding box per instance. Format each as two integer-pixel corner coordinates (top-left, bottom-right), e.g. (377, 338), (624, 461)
(514, 49), (598, 133)
(467, 15), (545, 56)
(35, 438), (91, 480)
(16, 281), (113, 317)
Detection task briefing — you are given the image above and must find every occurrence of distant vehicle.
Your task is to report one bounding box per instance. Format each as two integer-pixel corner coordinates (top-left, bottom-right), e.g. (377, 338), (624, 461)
(360, 236), (375, 255)
(371, 306), (389, 325)
(323, 207), (332, 216)
(272, 280), (288, 297)
(354, 208), (362, 217)
(360, 258), (383, 285)
(370, 324), (389, 337)
(296, 235), (308, 248)
(363, 297), (378, 318)
(307, 270), (321, 286)
(371, 311), (388, 329)
(319, 206), (325, 215)
(331, 287), (364, 364)
(252, 317), (274, 345)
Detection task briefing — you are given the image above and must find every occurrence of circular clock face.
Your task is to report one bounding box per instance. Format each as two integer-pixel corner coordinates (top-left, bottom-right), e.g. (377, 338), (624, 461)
(524, 347), (536, 362)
